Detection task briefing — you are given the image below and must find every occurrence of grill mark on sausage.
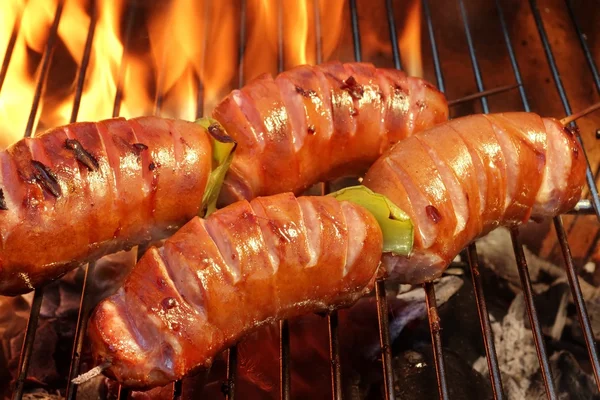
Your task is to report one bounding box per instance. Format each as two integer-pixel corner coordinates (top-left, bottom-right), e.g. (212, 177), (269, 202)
(208, 123), (235, 143)
(31, 161), (61, 198)
(65, 139), (99, 171)
(294, 85), (317, 98)
(0, 189), (7, 210)
(133, 143), (148, 151)
(340, 76), (364, 100)
(426, 205), (442, 223)
(307, 125), (316, 135)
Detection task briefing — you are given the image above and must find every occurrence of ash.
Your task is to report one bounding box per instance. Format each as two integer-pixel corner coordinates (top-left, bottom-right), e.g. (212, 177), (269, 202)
(2, 227), (600, 399)
(471, 227), (600, 400)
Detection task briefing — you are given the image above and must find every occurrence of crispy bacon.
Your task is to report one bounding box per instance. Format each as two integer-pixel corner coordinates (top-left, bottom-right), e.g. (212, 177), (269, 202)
(214, 61), (448, 205)
(0, 117), (212, 296)
(88, 193), (383, 388)
(363, 112), (586, 283)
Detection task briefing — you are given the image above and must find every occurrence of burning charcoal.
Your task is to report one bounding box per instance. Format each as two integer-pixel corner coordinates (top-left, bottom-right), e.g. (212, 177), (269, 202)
(526, 351), (600, 399)
(473, 293), (540, 399)
(8, 320), (62, 388)
(476, 227), (564, 294)
(373, 345), (492, 400)
(198, 277), (464, 399)
(88, 248), (140, 307)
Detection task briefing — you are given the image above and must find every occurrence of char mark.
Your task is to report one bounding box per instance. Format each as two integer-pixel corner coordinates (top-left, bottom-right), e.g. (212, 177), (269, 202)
(340, 76), (364, 100)
(65, 139), (99, 171)
(31, 160), (62, 198)
(0, 189), (7, 210)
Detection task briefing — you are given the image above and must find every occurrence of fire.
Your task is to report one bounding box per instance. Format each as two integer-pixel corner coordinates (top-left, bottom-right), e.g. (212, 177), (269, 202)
(0, 0), (349, 151)
(398, 0), (423, 78)
(0, 0), (58, 149)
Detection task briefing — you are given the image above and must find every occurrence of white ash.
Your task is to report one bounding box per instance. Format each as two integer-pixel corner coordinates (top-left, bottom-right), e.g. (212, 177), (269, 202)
(476, 226), (600, 338)
(473, 293), (540, 399)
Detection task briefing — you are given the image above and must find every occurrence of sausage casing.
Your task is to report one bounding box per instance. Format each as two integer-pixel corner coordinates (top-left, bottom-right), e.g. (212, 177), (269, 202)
(88, 192), (383, 388)
(0, 117), (212, 295)
(215, 61), (448, 205)
(363, 112), (586, 283)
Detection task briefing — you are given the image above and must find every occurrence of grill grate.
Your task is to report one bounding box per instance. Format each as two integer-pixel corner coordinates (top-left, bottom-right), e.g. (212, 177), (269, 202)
(3, 1), (599, 399)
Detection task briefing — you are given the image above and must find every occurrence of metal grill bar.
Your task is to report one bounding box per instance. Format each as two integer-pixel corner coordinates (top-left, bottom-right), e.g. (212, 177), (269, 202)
(276, 3), (291, 398)
(528, 0), (600, 221)
(457, 0), (489, 113)
(424, 282), (449, 400)
(327, 311), (342, 400)
(11, 290), (44, 400)
(11, 2), (66, 398)
(525, 1), (600, 394)
(375, 280), (396, 400)
(0, 3), (23, 93)
(63, 9), (98, 399)
(117, 386), (130, 400)
(553, 216), (600, 386)
(349, 2), (398, 400)
(422, 0), (445, 92)
(510, 228), (557, 398)
(467, 244), (505, 399)
(223, 1), (249, 396)
(25, 0), (65, 138)
(419, 2), (454, 398)
(385, 0), (401, 71)
(310, 3), (343, 397)
(225, 346), (238, 400)
(113, 6), (139, 400)
(564, 0), (600, 92)
(456, 2), (505, 397)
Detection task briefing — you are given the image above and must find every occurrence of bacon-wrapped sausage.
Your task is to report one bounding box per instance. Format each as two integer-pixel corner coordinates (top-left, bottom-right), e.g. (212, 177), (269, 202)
(363, 112), (586, 283)
(0, 62), (446, 296)
(0, 117), (212, 296)
(214, 61), (448, 205)
(88, 192), (383, 388)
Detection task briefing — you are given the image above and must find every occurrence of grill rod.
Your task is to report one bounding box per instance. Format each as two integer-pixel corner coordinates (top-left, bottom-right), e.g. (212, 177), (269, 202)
(66, 3), (135, 400)
(0, 1), (23, 92)
(312, 1), (345, 397)
(11, 2), (65, 399)
(527, 0), (600, 389)
(223, 1), (249, 398)
(63, 5), (97, 398)
(350, 1), (398, 400)
(529, 0), (600, 222)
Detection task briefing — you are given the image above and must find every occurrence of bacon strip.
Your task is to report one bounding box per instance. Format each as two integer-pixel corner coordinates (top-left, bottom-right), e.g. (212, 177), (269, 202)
(363, 112), (586, 283)
(0, 117), (212, 295)
(215, 61), (448, 205)
(88, 193), (383, 388)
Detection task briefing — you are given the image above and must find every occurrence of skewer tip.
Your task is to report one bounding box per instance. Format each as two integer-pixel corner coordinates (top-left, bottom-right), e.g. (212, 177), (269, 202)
(560, 102), (600, 126)
(71, 361), (111, 385)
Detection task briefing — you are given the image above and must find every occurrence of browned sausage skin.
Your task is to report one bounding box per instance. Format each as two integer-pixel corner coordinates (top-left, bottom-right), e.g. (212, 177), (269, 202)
(215, 61), (448, 206)
(0, 117), (212, 296)
(0, 62), (447, 297)
(363, 112), (586, 284)
(88, 192), (383, 389)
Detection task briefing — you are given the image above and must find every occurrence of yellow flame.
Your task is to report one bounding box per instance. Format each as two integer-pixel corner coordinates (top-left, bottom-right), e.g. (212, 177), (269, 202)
(398, 0), (423, 78)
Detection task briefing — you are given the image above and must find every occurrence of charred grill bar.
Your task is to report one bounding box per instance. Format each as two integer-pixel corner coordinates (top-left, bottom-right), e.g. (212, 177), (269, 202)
(3, 1), (600, 399)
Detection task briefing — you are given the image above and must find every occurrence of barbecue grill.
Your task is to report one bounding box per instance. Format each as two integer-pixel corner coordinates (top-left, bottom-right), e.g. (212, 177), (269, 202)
(2, 0), (599, 399)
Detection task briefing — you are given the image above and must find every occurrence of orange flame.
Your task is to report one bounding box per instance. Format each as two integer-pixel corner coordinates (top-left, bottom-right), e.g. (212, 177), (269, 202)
(398, 0), (423, 78)
(0, 0), (350, 150)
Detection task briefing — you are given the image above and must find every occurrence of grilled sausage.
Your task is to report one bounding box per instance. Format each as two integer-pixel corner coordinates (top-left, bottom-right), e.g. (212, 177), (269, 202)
(88, 192), (383, 389)
(0, 62), (446, 296)
(0, 117), (212, 296)
(215, 61), (448, 206)
(363, 112), (586, 283)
